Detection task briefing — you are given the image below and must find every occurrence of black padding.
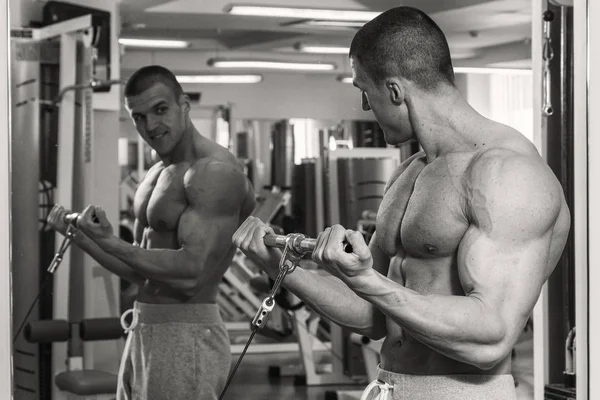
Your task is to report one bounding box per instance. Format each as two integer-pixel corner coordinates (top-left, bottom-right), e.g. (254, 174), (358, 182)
(24, 320), (70, 343)
(79, 318), (124, 341)
(55, 370), (117, 395)
(249, 275), (271, 293)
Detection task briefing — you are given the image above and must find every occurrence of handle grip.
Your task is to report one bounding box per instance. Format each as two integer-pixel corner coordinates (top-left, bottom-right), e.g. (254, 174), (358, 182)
(263, 234), (353, 254)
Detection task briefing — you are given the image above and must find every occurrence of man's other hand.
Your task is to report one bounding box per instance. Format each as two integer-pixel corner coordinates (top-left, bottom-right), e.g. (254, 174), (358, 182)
(77, 205), (113, 240)
(233, 216), (283, 275)
(312, 225), (373, 282)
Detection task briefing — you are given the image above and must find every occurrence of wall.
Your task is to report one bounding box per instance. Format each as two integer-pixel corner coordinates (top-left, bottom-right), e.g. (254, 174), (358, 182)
(463, 72), (534, 143)
(465, 73), (493, 117)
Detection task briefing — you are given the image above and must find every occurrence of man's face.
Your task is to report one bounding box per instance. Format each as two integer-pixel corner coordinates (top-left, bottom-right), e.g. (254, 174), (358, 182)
(125, 82), (188, 156)
(350, 58), (414, 146)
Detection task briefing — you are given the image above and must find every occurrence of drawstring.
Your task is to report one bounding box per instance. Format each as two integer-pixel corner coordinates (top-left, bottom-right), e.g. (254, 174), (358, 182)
(120, 308), (140, 334)
(361, 379), (393, 400)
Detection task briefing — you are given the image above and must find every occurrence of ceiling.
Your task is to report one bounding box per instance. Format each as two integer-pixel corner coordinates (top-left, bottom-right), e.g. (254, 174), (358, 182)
(117, 0), (533, 76)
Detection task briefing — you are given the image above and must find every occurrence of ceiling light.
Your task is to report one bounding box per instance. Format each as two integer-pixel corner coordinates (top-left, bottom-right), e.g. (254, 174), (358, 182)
(296, 44), (350, 55)
(176, 75), (263, 84)
(118, 38), (189, 48)
(337, 75), (354, 84)
(304, 20), (365, 28)
(208, 58), (336, 71)
(225, 5), (380, 22)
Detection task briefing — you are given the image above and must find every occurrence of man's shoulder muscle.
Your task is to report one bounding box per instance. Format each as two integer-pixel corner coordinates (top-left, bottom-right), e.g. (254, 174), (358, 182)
(465, 147), (564, 236)
(183, 159), (248, 210)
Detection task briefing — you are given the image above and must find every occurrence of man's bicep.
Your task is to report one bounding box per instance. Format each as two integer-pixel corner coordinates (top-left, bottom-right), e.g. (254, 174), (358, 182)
(177, 205), (241, 255)
(457, 226), (550, 343)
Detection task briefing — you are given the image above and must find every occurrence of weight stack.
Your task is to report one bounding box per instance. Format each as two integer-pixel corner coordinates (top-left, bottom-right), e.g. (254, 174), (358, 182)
(291, 159), (318, 238)
(337, 157), (397, 230)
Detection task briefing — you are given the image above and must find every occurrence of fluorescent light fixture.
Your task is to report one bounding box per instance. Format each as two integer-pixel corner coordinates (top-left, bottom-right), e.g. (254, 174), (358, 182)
(118, 38), (189, 48)
(226, 5), (380, 22)
(296, 44), (350, 55)
(208, 58), (336, 71)
(337, 75), (354, 84)
(176, 75), (263, 84)
(305, 20), (365, 28)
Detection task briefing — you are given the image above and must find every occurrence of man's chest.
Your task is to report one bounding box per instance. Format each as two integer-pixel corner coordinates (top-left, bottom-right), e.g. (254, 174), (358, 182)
(376, 155), (471, 258)
(134, 165), (188, 229)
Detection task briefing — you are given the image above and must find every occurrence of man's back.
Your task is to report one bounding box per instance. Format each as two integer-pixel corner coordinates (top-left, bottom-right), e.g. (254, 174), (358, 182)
(134, 137), (256, 304)
(376, 126), (570, 374)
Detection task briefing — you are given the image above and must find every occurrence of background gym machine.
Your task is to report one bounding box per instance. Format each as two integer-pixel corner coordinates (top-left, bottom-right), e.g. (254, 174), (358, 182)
(11, 3), (123, 399)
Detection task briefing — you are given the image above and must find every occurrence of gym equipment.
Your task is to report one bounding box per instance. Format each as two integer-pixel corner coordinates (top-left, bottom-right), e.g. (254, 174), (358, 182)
(325, 333), (384, 400)
(11, 12), (123, 399)
(545, 327), (577, 399)
(324, 148), (402, 228)
(25, 318), (125, 397)
(291, 160), (319, 238)
(222, 189), (306, 354)
(270, 120), (295, 189)
(219, 189), (290, 325)
(336, 157), (397, 231)
(219, 231), (359, 399)
(535, 1), (578, 398)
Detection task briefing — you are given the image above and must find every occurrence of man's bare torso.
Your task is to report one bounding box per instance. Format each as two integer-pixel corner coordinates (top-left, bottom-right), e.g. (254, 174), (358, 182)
(376, 131), (570, 375)
(133, 142), (255, 304)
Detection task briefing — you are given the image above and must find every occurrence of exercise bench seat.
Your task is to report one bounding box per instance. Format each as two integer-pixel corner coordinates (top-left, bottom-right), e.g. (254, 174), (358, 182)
(55, 369), (118, 395)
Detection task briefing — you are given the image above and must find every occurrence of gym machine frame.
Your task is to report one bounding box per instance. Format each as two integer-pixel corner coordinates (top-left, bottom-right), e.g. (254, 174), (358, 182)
(12, 14), (122, 400)
(532, 0), (594, 399)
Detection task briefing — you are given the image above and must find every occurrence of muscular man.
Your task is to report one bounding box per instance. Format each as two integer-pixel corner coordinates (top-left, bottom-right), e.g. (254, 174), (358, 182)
(233, 7), (570, 400)
(48, 65), (256, 399)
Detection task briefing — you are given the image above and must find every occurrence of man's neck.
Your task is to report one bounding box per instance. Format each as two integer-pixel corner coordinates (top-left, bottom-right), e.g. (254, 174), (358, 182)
(161, 124), (200, 166)
(408, 87), (488, 162)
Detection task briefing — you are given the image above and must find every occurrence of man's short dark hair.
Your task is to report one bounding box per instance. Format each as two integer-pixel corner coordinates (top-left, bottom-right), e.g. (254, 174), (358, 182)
(124, 65), (184, 99)
(349, 6), (455, 90)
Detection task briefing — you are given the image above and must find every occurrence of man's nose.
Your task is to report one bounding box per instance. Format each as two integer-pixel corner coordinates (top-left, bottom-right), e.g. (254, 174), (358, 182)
(145, 114), (160, 131)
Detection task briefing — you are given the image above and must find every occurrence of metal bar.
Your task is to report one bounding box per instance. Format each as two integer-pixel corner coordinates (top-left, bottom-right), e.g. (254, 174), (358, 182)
(0, 1), (13, 397)
(34, 15), (93, 41)
(52, 30), (79, 399)
(573, 0), (589, 398)
(532, 0), (549, 398)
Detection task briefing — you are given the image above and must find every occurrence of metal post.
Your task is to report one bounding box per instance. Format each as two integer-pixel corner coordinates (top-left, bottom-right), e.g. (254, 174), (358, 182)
(573, 0), (590, 398)
(0, 1), (13, 398)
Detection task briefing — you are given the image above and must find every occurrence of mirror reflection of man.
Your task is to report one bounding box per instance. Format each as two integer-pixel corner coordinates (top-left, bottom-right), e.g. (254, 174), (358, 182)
(48, 65), (256, 399)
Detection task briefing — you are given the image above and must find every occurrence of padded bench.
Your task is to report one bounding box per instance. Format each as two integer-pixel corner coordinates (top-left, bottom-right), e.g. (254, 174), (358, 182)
(55, 369), (117, 397)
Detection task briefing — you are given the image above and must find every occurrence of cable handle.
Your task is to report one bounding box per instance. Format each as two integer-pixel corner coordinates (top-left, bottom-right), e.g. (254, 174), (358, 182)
(264, 233), (354, 255)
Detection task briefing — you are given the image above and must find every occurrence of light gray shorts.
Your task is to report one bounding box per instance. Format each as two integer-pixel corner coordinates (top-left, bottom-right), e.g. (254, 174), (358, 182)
(116, 302), (231, 400)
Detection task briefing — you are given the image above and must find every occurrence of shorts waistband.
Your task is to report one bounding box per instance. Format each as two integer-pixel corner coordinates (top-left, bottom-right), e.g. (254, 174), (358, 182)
(133, 301), (223, 324)
(376, 365), (514, 387)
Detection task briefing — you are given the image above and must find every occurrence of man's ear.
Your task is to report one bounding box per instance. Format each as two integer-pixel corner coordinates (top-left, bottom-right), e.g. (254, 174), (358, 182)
(385, 78), (405, 106)
(179, 93), (191, 113)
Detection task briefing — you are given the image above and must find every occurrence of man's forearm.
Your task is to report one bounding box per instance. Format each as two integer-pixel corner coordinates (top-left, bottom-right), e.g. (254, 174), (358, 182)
(95, 235), (195, 281)
(72, 233), (145, 285)
(349, 271), (507, 369)
(266, 265), (385, 338)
